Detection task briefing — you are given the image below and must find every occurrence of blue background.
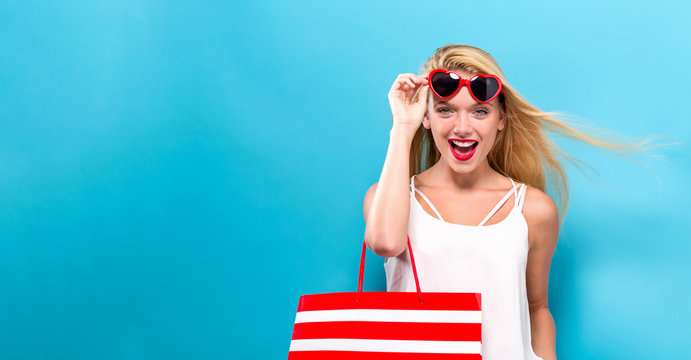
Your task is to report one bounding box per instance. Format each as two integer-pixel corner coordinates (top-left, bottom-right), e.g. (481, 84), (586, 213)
(1, 0), (689, 359)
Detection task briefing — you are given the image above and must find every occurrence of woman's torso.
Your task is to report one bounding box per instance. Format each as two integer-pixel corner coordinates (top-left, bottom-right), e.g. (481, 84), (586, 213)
(383, 174), (544, 360)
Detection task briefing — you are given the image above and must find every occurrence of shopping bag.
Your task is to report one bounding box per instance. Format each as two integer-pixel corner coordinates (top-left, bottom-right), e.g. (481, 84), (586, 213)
(288, 234), (483, 359)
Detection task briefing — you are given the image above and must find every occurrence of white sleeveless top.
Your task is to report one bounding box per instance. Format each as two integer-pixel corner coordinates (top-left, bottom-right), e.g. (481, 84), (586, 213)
(384, 174), (544, 360)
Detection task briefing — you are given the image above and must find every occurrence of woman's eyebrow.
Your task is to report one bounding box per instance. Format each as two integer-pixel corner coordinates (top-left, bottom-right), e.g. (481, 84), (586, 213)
(435, 101), (494, 107)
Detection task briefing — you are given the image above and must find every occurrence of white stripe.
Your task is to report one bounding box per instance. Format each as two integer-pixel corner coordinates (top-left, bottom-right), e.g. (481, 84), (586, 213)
(295, 309), (481, 323)
(289, 338), (482, 353)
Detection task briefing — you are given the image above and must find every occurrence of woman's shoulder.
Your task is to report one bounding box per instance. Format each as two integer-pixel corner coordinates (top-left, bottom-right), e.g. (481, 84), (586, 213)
(521, 184), (559, 247)
(521, 185), (557, 217)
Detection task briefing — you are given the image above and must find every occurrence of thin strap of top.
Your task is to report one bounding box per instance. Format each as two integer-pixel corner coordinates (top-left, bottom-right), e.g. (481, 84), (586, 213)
(414, 187), (445, 221)
(410, 174), (524, 226)
(410, 175), (445, 221)
(477, 178), (518, 226)
(517, 181), (528, 211)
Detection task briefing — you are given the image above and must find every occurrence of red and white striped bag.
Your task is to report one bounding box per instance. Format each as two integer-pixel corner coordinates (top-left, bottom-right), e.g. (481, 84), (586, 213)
(288, 235), (483, 359)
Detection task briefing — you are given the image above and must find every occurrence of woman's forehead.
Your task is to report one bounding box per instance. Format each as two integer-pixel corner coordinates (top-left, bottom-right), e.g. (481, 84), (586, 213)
(429, 91), (496, 108)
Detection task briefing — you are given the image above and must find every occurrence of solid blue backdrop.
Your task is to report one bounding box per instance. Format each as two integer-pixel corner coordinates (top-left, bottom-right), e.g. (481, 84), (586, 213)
(1, 0), (689, 359)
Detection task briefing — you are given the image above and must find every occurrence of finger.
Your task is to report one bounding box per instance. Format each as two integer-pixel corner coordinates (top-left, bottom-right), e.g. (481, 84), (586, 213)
(401, 74), (416, 82)
(416, 84), (429, 103)
(397, 76), (412, 85)
(399, 74), (423, 86)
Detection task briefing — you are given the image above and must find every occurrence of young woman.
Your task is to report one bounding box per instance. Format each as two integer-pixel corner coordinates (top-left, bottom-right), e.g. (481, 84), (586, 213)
(362, 44), (663, 360)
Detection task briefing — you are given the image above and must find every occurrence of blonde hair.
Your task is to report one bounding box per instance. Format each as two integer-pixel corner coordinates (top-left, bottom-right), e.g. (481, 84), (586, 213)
(409, 44), (681, 227)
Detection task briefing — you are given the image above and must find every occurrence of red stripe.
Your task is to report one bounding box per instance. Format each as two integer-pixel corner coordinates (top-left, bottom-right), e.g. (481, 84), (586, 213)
(297, 292), (481, 311)
(288, 350), (482, 359)
(291, 321), (481, 341)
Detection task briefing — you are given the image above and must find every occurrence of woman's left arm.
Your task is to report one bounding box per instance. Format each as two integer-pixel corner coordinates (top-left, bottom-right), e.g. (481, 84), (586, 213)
(524, 186), (559, 360)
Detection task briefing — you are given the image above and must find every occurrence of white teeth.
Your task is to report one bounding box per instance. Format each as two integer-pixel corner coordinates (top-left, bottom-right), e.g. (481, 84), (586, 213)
(451, 140), (477, 147)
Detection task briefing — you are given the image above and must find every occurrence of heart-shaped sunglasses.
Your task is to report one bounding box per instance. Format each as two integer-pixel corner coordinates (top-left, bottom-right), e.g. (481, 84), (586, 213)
(428, 68), (503, 103)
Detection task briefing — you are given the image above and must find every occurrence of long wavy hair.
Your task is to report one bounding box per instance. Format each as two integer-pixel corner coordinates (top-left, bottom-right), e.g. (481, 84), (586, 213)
(408, 44), (678, 227)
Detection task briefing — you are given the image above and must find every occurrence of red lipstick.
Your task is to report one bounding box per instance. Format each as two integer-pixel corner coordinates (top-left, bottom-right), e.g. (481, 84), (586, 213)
(448, 139), (478, 161)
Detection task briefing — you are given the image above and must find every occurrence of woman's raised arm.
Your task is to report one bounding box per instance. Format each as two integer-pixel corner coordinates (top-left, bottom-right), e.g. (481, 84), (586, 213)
(363, 73), (429, 258)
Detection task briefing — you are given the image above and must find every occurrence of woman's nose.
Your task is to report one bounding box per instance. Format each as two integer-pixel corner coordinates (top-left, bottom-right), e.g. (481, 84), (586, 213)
(453, 113), (472, 135)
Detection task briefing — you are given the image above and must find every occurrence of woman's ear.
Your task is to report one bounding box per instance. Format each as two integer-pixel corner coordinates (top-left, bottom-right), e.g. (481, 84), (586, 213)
(497, 113), (506, 131)
(422, 110), (431, 129)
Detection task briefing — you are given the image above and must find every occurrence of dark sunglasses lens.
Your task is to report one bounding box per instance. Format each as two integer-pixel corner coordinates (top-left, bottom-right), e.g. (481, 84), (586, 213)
(431, 72), (460, 97)
(469, 76), (500, 102)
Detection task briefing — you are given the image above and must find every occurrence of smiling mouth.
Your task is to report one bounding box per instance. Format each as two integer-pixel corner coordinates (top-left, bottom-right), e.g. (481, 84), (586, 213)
(449, 140), (478, 156)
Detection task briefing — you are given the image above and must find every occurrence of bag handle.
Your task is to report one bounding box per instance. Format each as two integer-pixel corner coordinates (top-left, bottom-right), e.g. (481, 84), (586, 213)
(356, 234), (425, 303)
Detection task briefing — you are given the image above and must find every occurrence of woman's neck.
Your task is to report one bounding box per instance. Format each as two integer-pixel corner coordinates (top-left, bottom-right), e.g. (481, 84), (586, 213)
(426, 159), (505, 191)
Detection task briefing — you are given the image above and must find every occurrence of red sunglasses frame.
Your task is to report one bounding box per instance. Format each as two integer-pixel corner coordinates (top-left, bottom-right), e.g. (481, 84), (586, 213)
(427, 68), (503, 103)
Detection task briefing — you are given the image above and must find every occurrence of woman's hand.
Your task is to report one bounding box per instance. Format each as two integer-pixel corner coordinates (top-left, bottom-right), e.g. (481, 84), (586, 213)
(387, 73), (430, 135)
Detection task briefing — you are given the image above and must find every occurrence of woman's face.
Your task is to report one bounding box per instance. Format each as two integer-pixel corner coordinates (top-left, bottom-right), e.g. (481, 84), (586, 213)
(422, 70), (505, 173)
